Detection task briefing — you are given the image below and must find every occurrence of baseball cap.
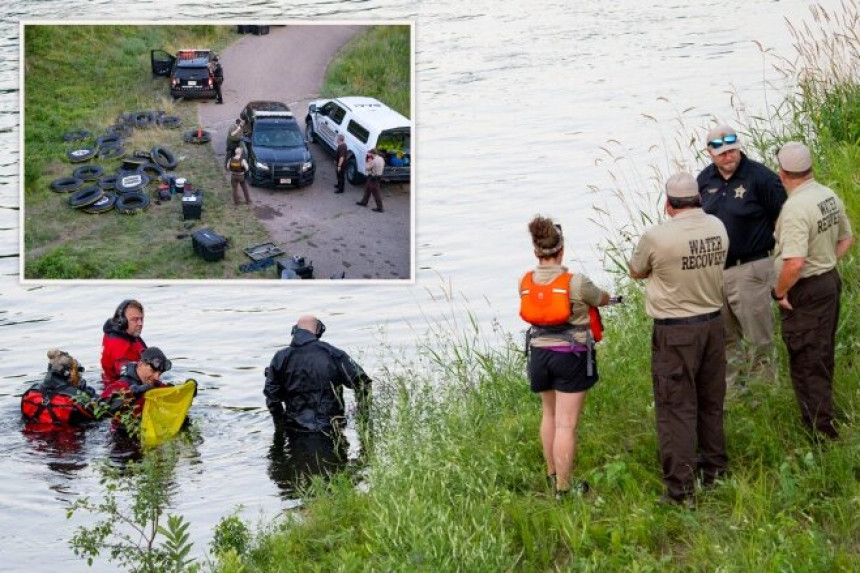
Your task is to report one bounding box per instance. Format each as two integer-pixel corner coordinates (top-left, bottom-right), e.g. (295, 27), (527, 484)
(665, 172), (699, 198)
(776, 141), (812, 172)
(141, 347), (172, 373)
(706, 125), (742, 155)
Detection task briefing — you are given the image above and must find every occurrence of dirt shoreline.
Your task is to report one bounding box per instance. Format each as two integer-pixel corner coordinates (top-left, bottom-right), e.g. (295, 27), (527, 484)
(197, 26), (412, 281)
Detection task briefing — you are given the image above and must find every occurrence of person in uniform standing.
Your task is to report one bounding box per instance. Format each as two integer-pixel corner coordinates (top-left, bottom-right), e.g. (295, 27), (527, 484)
(356, 148), (385, 213)
(771, 142), (854, 440)
(520, 216), (611, 497)
(334, 134), (347, 194)
(225, 118), (244, 166)
(630, 173), (729, 505)
(212, 56), (224, 104)
(697, 125), (786, 388)
(227, 147), (251, 206)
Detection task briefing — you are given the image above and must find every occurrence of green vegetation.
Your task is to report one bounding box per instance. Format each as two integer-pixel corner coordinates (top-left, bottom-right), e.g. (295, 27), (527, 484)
(322, 25), (411, 117)
(23, 25), (274, 279)
(69, 441), (199, 572)
(212, 6), (858, 572)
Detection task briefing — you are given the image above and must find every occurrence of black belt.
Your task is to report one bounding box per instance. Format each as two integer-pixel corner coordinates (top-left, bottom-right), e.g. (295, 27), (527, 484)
(726, 252), (769, 269)
(654, 310), (721, 326)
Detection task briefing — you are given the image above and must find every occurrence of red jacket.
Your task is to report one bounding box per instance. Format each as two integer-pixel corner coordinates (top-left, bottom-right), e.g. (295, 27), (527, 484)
(100, 319), (146, 399)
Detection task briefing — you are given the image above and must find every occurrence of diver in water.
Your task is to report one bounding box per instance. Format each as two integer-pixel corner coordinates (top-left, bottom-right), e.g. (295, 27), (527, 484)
(102, 347), (173, 416)
(264, 315), (372, 434)
(21, 349), (102, 425)
(100, 299), (148, 397)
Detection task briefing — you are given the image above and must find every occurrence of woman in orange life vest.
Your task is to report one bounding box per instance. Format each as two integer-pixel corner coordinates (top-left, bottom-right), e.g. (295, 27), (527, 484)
(520, 216), (611, 496)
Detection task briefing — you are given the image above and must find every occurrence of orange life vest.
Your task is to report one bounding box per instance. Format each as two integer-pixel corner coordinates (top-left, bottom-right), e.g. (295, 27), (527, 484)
(519, 271), (603, 342)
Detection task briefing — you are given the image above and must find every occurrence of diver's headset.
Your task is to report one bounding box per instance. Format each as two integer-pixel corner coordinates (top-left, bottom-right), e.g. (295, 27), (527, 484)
(112, 299), (135, 331)
(291, 319), (326, 339)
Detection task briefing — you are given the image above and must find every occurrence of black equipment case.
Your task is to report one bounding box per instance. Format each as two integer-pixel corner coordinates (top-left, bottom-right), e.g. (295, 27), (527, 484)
(182, 190), (203, 220)
(192, 228), (228, 262)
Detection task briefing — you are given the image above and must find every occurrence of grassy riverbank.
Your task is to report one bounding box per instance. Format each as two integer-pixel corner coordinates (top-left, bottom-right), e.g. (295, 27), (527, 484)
(214, 10), (858, 573)
(23, 25), (272, 279)
(321, 25), (411, 117)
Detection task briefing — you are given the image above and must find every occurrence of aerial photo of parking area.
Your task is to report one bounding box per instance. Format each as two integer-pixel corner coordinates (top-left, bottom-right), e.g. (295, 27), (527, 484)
(22, 23), (413, 281)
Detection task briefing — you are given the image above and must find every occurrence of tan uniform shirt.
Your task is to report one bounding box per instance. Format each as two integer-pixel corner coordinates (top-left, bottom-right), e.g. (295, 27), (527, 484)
(366, 154), (385, 177)
(774, 179), (853, 279)
(520, 264), (604, 346)
(630, 209), (728, 319)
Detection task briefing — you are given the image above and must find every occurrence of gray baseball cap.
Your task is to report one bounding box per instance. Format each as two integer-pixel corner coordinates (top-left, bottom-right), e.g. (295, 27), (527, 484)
(666, 172), (699, 198)
(777, 141), (812, 172)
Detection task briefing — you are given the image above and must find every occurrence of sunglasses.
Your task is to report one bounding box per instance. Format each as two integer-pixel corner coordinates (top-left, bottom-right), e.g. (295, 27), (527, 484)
(144, 357), (172, 373)
(707, 133), (739, 149)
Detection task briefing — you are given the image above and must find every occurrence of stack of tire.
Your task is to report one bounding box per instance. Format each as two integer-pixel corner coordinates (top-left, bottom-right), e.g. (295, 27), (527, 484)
(55, 113), (181, 215)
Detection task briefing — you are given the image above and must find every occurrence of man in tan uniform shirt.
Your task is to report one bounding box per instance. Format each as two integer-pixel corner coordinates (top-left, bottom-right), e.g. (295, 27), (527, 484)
(771, 142), (854, 439)
(630, 172), (729, 505)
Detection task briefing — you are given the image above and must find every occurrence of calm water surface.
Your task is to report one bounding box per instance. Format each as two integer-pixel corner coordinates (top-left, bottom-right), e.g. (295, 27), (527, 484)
(0, 0), (837, 569)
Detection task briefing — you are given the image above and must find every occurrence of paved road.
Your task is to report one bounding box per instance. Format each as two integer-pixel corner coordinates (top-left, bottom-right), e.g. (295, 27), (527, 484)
(198, 26), (411, 281)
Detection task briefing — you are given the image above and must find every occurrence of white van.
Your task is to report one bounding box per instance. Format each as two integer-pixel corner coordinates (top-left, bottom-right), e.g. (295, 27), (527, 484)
(305, 97), (411, 185)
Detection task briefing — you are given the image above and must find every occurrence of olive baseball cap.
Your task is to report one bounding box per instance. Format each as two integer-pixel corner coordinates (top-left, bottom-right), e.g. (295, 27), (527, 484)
(665, 172), (699, 198)
(776, 141), (812, 172)
(706, 124), (742, 155)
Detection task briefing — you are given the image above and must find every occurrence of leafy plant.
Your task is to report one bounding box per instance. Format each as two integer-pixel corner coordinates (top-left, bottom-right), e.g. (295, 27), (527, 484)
(211, 511), (252, 558)
(67, 442), (198, 572)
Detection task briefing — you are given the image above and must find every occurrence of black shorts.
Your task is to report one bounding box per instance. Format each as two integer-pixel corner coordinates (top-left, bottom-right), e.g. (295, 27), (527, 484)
(527, 347), (598, 394)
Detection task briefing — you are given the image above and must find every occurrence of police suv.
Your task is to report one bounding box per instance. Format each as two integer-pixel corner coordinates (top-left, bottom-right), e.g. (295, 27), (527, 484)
(150, 49), (217, 100)
(239, 101), (315, 188)
(305, 97), (411, 185)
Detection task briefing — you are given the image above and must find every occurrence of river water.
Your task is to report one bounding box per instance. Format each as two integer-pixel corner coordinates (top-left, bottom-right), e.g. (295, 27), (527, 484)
(0, 0), (840, 570)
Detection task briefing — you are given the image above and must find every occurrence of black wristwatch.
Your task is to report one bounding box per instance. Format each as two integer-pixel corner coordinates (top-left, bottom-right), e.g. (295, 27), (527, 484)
(771, 288), (785, 301)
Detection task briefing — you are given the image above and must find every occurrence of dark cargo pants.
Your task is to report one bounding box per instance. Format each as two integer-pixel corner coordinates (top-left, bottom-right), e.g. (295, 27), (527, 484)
(652, 314), (727, 501)
(780, 269), (841, 438)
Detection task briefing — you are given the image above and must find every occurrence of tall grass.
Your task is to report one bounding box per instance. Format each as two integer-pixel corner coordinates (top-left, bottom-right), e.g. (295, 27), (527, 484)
(321, 25), (411, 117)
(215, 4), (858, 571)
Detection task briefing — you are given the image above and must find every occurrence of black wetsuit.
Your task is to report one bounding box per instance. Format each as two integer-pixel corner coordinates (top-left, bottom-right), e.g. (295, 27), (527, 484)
(264, 328), (371, 432)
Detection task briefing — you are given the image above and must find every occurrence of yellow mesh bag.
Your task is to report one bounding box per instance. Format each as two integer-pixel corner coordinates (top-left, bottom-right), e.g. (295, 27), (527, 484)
(140, 379), (197, 447)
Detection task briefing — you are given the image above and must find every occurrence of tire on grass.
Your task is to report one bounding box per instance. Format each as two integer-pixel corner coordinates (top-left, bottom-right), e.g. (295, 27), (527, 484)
(106, 124), (133, 138)
(133, 111), (157, 128)
(72, 164), (104, 181)
(183, 129), (211, 144)
(150, 146), (178, 169)
(98, 174), (118, 191)
(115, 191), (150, 215)
(158, 115), (182, 129)
(96, 134), (123, 148)
(67, 147), (97, 163)
(68, 186), (105, 209)
(49, 177), (85, 193)
(115, 172), (150, 194)
(81, 192), (117, 214)
(98, 145), (126, 160)
(139, 162), (167, 182)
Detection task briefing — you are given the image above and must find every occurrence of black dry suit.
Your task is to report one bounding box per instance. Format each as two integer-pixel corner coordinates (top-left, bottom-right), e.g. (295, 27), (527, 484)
(264, 328), (371, 432)
(21, 370), (101, 426)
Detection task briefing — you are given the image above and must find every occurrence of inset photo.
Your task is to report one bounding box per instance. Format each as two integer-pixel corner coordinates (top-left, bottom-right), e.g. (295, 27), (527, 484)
(21, 22), (413, 281)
